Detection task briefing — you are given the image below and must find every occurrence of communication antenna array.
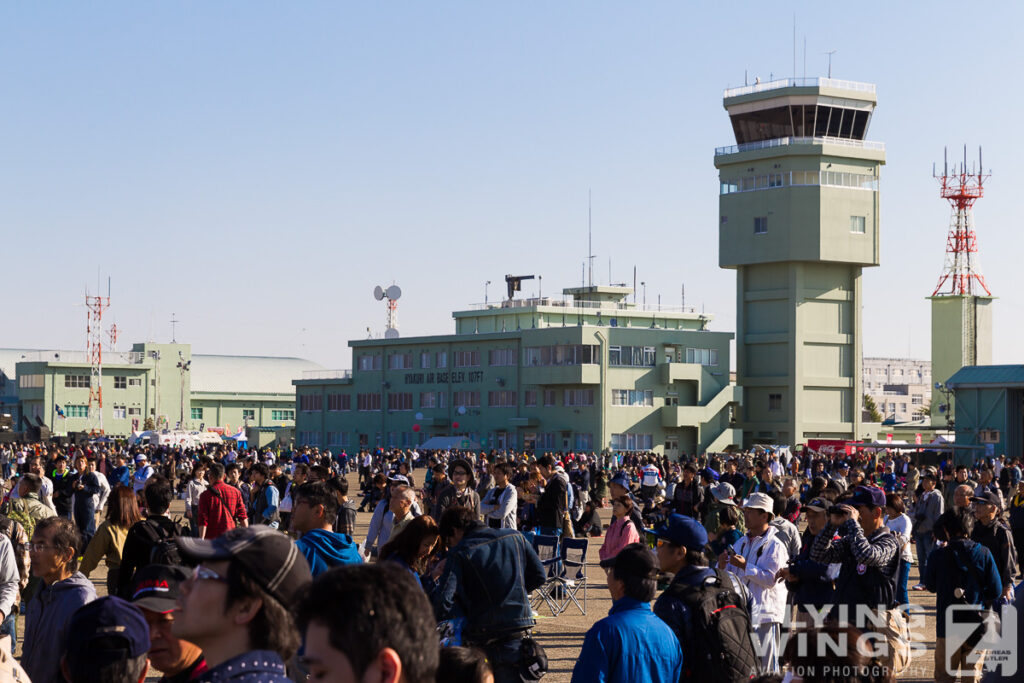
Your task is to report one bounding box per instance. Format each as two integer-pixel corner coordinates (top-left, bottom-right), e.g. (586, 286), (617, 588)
(373, 284), (402, 338)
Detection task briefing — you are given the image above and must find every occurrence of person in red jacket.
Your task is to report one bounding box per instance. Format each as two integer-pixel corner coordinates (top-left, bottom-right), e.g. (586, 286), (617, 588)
(198, 463), (248, 540)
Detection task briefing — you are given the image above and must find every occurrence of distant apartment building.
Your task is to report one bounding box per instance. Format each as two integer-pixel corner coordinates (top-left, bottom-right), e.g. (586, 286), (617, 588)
(862, 358), (931, 423)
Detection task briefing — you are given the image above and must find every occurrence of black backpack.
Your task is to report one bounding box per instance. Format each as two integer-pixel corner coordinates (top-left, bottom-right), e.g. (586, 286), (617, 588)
(664, 569), (761, 682)
(139, 518), (185, 567)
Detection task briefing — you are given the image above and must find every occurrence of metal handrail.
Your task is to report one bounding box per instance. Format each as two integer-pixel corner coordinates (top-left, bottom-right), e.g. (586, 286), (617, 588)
(715, 136), (885, 157)
(301, 369), (352, 380)
(723, 77), (876, 98)
(467, 300), (700, 314)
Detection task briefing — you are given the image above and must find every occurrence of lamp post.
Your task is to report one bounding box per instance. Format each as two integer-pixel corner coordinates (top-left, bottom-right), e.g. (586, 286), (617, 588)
(177, 353), (191, 429)
(485, 280), (491, 305)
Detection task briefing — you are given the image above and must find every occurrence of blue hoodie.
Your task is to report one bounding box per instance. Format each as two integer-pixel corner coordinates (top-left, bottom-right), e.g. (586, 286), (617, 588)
(295, 528), (363, 577)
(23, 571), (97, 683)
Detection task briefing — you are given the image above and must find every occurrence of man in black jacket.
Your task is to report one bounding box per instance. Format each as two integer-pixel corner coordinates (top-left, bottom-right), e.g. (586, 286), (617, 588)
(117, 477), (184, 598)
(970, 490), (1019, 602)
(777, 497), (835, 622)
(535, 455), (567, 535)
(672, 464), (704, 518)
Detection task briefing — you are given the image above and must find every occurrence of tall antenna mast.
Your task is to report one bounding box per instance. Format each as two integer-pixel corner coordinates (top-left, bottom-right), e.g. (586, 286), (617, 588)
(932, 145), (991, 296)
(85, 285), (111, 435)
(587, 188), (594, 287)
(825, 49), (837, 78)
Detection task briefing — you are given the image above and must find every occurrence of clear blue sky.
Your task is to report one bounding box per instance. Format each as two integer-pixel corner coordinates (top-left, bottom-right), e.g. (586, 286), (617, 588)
(3, 2), (1022, 370)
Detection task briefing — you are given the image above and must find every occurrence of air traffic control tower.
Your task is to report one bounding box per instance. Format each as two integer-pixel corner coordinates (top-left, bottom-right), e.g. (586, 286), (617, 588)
(714, 78), (885, 446)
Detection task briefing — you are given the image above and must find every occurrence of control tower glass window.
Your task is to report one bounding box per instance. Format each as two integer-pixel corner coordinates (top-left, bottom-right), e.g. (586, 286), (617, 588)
(730, 105), (870, 144)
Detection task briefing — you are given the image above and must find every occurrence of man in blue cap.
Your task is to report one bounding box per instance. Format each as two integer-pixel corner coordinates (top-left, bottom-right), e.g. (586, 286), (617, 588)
(61, 595), (151, 683)
(651, 514), (758, 680)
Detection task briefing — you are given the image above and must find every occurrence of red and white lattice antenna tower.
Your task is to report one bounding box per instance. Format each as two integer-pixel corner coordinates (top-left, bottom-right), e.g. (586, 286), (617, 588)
(85, 281), (111, 435)
(108, 323), (119, 350)
(932, 145), (992, 297)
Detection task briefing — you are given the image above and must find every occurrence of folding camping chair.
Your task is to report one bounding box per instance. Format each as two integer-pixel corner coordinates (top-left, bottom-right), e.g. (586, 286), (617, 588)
(529, 534), (562, 616)
(556, 537), (589, 615)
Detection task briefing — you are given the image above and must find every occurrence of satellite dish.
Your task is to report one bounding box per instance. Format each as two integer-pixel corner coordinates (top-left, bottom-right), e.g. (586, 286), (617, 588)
(386, 285), (402, 300)
(414, 412), (424, 420)
(373, 286), (385, 301)
(457, 406), (467, 415)
(384, 328), (400, 339)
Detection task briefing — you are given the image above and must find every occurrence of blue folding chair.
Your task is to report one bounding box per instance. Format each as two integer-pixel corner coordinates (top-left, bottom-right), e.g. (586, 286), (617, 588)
(556, 537), (589, 615)
(529, 534), (562, 616)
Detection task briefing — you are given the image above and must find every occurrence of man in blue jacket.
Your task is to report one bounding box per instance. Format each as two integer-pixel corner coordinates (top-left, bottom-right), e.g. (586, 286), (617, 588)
(573, 543), (683, 683)
(925, 507), (1002, 683)
(292, 482), (362, 577)
(434, 505), (546, 683)
(777, 497), (836, 621)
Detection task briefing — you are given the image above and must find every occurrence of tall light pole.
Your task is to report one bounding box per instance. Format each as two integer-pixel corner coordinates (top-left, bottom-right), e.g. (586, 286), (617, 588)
(640, 282), (647, 308)
(485, 280), (491, 305)
(177, 353), (191, 429)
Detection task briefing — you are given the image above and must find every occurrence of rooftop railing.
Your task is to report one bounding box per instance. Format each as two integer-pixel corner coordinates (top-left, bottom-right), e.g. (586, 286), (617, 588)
(301, 369), (352, 380)
(715, 136), (885, 157)
(724, 77), (876, 99)
(467, 299), (701, 314)
(16, 350), (146, 364)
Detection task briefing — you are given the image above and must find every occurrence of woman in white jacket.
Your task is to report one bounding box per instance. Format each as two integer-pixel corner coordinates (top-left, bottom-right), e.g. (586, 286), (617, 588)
(718, 492), (790, 674)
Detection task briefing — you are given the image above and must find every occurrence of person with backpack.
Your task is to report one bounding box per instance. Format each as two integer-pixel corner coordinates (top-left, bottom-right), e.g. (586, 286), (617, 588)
(652, 514), (760, 682)
(249, 463), (281, 530)
(573, 543), (682, 683)
(925, 507), (1002, 683)
(197, 463), (248, 540)
(116, 477), (185, 598)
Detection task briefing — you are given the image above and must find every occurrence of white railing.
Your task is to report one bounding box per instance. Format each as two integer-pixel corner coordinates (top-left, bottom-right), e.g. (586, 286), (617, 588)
(301, 369), (352, 380)
(15, 350), (146, 364)
(715, 136), (885, 157)
(467, 300), (700, 314)
(724, 77), (876, 98)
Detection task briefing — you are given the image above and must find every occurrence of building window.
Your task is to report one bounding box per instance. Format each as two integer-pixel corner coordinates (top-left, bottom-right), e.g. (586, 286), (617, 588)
(389, 353), (413, 370)
(299, 395), (323, 412)
(65, 375), (90, 388)
(327, 394), (351, 411)
(488, 390), (517, 408)
(524, 390), (537, 407)
(608, 346), (656, 367)
(610, 433), (653, 451)
(452, 391), (480, 408)
(754, 216), (768, 235)
(488, 348), (515, 367)
(114, 376), (127, 389)
(358, 354), (382, 371)
(454, 351), (480, 368)
(357, 394), (382, 411)
(387, 393), (413, 411)
(190, 407), (203, 420)
(128, 377), (142, 387)
(437, 392), (447, 409)
(611, 389), (654, 407)
(563, 389), (594, 407)
(768, 393), (782, 412)
(420, 352), (431, 369)
(112, 405), (127, 419)
(420, 392), (436, 409)
(436, 351), (448, 368)
(18, 374), (43, 389)
(298, 431), (321, 447)
(850, 215), (866, 234)
(128, 407), (141, 416)
(911, 395), (923, 405)
(685, 348), (719, 366)
(66, 405), (89, 418)
(272, 409), (295, 421)
(242, 409), (255, 421)
(575, 433), (593, 450)
(543, 390), (556, 407)
(523, 345), (598, 366)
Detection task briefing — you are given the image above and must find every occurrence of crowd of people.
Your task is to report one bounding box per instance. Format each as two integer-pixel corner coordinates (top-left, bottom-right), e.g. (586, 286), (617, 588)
(0, 439), (1020, 682)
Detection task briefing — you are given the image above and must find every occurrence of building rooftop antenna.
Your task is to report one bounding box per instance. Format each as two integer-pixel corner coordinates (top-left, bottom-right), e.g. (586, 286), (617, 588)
(587, 188), (595, 288)
(374, 284), (402, 339)
(824, 49), (837, 78)
(931, 145), (991, 297)
(170, 314), (180, 343)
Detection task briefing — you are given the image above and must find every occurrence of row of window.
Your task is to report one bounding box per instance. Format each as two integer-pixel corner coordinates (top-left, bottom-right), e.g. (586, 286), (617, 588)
(188, 408), (294, 421)
(354, 345), (717, 371)
(611, 389), (654, 407)
(752, 215), (867, 236)
(301, 388), (620, 411)
(609, 346), (656, 367)
(63, 375), (144, 389)
(361, 352), (451, 372)
(610, 433), (654, 451)
(720, 170), (878, 195)
(524, 345), (599, 367)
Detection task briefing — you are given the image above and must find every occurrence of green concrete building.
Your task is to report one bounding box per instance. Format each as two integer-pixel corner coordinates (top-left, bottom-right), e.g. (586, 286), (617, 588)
(714, 77), (885, 446)
(293, 286), (741, 456)
(929, 295), (994, 421)
(2, 342), (320, 441)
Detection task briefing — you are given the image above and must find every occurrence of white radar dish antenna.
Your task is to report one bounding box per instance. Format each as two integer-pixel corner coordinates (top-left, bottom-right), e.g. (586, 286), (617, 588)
(373, 282), (402, 338)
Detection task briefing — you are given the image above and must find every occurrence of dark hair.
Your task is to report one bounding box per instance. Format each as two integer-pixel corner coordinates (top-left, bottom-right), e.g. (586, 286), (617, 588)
(685, 547), (709, 567)
(380, 515), (440, 573)
(612, 495), (634, 513)
(224, 561), (301, 660)
(437, 646), (492, 683)
(438, 506), (483, 544)
(34, 516), (83, 572)
(64, 636), (148, 683)
(251, 463), (270, 479)
(293, 463), (311, 477)
(373, 473), (388, 486)
(537, 455), (556, 469)
(935, 507), (974, 540)
(144, 476), (173, 514)
(293, 482), (339, 521)
(493, 462), (513, 477)
(207, 462), (225, 480)
(618, 568), (657, 602)
(296, 564), (439, 683)
(106, 485), (143, 529)
(19, 473), (41, 494)
(327, 476), (350, 497)
(770, 492), (785, 516)
(885, 493), (905, 514)
(225, 463), (240, 476)
(719, 505), (740, 528)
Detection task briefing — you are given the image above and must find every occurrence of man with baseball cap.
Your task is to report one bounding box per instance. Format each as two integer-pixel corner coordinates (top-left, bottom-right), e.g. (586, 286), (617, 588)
(970, 489), (1019, 601)
(130, 565), (206, 682)
(172, 525), (312, 681)
(572, 543), (682, 682)
(776, 497), (836, 621)
(61, 596), (150, 683)
(717, 492), (789, 673)
(652, 514), (758, 679)
(133, 455), (153, 494)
